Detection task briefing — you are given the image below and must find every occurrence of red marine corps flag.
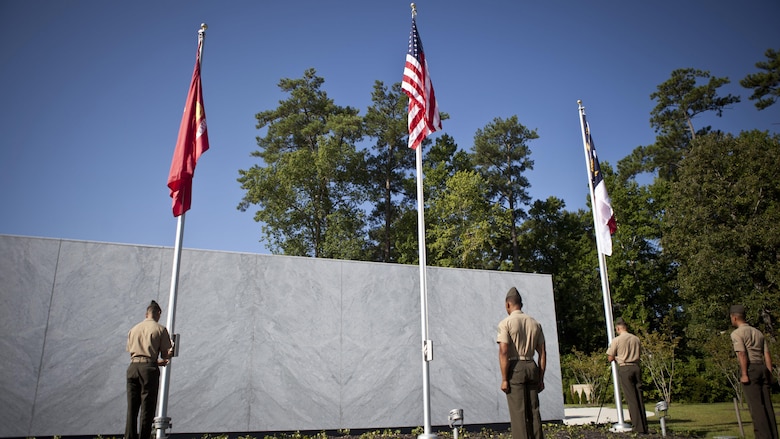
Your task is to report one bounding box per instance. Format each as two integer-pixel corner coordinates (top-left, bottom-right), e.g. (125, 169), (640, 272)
(157, 23), (209, 439)
(401, 10), (441, 149)
(167, 38), (209, 217)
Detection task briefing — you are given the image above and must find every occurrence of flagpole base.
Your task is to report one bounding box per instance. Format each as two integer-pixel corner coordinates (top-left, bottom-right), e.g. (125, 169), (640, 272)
(153, 416), (172, 439)
(418, 434), (438, 439)
(609, 422), (633, 433)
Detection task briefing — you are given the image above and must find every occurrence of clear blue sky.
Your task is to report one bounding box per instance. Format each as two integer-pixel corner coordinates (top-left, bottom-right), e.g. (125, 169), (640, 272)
(1, 0), (778, 255)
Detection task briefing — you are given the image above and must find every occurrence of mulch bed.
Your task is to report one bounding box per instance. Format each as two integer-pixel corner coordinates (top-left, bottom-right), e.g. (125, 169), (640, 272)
(193, 424), (696, 439)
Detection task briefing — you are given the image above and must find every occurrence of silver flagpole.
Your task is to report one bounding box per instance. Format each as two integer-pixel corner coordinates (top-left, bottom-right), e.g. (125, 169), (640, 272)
(154, 23), (207, 439)
(414, 141), (436, 439)
(154, 212), (184, 439)
(409, 5), (435, 436)
(577, 100), (630, 432)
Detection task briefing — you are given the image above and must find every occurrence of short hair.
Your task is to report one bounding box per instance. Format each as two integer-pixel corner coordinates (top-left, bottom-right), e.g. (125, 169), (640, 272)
(147, 300), (162, 314)
(729, 304), (745, 318)
(505, 287), (523, 307)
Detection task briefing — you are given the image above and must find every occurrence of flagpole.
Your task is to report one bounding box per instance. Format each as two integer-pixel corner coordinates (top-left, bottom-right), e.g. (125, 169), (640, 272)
(154, 23), (207, 439)
(154, 211), (184, 439)
(577, 100), (630, 432)
(409, 4), (436, 438)
(415, 136), (436, 439)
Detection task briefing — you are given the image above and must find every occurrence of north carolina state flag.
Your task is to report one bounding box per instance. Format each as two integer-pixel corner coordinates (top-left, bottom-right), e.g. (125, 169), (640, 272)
(582, 112), (617, 256)
(167, 42), (209, 217)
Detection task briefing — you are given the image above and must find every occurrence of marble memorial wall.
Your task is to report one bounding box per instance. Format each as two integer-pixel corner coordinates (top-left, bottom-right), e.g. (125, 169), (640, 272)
(0, 235), (564, 437)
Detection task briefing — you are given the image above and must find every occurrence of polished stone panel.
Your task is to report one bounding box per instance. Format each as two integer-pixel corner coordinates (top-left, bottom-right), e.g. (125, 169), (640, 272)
(249, 255), (344, 431)
(30, 240), (167, 435)
(340, 261), (421, 429)
(0, 236), (60, 437)
(425, 267), (499, 425)
(165, 249), (257, 431)
(0, 235), (563, 437)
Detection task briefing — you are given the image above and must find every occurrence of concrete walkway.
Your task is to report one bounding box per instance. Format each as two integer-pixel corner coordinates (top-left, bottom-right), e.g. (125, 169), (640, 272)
(564, 407), (655, 426)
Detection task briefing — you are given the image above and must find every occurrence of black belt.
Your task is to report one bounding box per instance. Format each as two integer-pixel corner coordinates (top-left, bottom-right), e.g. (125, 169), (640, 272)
(509, 356), (533, 361)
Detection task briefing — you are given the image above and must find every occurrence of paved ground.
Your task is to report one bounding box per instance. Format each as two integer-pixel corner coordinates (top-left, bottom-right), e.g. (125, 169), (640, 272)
(563, 407), (655, 426)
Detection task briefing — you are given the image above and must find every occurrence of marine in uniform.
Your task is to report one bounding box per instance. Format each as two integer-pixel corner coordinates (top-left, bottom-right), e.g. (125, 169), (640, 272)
(730, 304), (778, 439)
(126, 300), (173, 439)
(497, 287), (547, 439)
(606, 318), (648, 434)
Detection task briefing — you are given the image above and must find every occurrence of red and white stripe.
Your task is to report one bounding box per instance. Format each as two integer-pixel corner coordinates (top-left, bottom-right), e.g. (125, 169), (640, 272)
(402, 19), (441, 150)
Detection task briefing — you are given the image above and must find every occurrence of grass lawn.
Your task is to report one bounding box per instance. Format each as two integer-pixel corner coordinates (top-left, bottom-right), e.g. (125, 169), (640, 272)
(628, 401), (757, 437)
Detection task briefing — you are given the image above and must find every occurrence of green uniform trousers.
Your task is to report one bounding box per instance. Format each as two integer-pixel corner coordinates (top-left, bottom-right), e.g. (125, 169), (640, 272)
(506, 359), (543, 439)
(744, 363), (778, 439)
(618, 363), (648, 434)
(126, 361), (160, 439)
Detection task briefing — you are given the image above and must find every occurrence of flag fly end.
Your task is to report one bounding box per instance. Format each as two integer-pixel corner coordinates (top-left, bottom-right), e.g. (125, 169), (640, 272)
(401, 11), (441, 150)
(578, 103), (616, 256)
(167, 26), (210, 217)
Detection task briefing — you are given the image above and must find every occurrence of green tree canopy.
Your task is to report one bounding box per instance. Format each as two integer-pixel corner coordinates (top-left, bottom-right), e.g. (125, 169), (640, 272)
(607, 165), (680, 333)
(426, 170), (509, 269)
(663, 130), (780, 340)
(649, 68), (741, 141)
(472, 116), (538, 271)
(740, 48), (780, 110)
(394, 134), (477, 266)
(363, 81), (414, 262)
(516, 197), (605, 352)
(623, 68), (740, 179)
(237, 68), (367, 258)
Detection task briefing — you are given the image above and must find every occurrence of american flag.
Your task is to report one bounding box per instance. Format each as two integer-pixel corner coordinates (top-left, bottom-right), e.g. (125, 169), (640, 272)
(582, 113), (617, 256)
(402, 16), (441, 150)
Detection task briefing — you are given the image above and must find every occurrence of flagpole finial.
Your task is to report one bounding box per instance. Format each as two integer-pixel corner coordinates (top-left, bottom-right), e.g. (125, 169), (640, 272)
(577, 99), (582, 105)
(410, 3), (417, 17)
(199, 23), (208, 36)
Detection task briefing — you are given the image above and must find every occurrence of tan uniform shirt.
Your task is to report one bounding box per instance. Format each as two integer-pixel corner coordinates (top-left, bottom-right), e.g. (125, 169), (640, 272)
(607, 331), (641, 365)
(496, 310), (545, 360)
(731, 323), (768, 364)
(127, 317), (172, 360)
